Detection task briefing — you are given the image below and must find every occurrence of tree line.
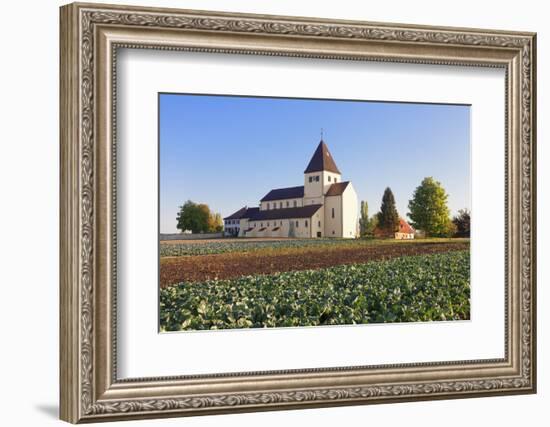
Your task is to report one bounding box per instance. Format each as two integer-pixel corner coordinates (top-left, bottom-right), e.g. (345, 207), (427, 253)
(359, 177), (470, 238)
(176, 200), (223, 234)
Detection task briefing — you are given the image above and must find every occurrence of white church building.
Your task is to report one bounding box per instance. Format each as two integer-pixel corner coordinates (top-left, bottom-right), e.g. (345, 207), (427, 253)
(224, 140), (358, 239)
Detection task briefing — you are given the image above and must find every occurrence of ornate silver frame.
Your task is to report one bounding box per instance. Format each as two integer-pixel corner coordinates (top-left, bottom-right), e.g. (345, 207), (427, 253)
(60, 2), (537, 423)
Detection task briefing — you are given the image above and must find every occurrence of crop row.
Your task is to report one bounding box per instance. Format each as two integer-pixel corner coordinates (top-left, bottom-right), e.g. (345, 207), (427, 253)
(160, 250), (470, 331)
(159, 237), (465, 257)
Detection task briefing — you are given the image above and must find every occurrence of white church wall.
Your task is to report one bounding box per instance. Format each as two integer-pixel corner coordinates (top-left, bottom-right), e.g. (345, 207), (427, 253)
(324, 196), (342, 237)
(313, 209), (324, 237)
(304, 172), (323, 198)
(322, 171), (342, 194)
(341, 183), (359, 239)
(260, 198), (303, 211)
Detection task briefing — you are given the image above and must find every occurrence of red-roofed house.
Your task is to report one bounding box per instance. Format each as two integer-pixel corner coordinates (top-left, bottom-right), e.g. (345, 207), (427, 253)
(373, 217), (415, 239)
(395, 218), (415, 240)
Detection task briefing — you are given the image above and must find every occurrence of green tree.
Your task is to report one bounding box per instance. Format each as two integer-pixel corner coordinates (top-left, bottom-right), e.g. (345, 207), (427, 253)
(176, 200), (223, 233)
(377, 187), (400, 236)
(452, 209), (470, 237)
(176, 200), (209, 233)
(408, 177), (454, 237)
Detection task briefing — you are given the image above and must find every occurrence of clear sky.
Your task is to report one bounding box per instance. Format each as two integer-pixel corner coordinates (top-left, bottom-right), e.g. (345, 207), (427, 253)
(159, 93), (470, 233)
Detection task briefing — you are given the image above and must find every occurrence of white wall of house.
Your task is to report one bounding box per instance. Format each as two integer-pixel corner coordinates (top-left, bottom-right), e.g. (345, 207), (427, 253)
(395, 232), (415, 240)
(341, 183), (359, 239)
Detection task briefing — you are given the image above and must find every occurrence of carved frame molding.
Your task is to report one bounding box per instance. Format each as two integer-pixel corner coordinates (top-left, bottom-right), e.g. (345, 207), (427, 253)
(60, 2), (536, 423)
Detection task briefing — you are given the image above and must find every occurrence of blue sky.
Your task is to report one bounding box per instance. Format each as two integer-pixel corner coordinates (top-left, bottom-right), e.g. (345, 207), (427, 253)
(159, 93), (470, 233)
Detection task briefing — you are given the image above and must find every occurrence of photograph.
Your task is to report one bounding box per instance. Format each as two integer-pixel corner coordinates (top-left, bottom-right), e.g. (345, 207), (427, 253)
(159, 94), (472, 332)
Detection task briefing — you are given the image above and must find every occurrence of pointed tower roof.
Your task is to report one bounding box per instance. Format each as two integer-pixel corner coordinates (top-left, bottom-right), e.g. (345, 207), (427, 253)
(304, 140), (341, 174)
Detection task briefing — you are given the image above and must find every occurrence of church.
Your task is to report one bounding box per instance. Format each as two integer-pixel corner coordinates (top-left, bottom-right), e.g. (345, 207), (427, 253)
(224, 140), (358, 239)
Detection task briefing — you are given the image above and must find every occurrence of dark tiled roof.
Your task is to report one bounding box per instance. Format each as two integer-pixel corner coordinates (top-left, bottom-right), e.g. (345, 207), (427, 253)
(304, 140), (341, 174)
(248, 204), (322, 221)
(224, 206), (248, 220)
(224, 206), (259, 220)
(325, 181), (350, 196)
(260, 186), (304, 202)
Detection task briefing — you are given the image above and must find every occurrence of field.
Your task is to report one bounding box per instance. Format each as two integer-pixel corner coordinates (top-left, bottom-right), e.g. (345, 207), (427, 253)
(159, 237), (470, 331)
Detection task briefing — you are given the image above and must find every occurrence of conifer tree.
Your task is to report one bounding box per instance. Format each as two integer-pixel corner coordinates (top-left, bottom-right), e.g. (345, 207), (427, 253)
(377, 187), (400, 235)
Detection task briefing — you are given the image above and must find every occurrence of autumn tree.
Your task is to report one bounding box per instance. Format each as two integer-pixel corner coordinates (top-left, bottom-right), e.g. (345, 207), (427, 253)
(210, 213), (224, 233)
(452, 209), (471, 237)
(408, 177), (454, 237)
(377, 187), (400, 236)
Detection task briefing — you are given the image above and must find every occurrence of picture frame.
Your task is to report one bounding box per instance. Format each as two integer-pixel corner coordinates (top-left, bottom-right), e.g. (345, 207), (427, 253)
(59, 2), (537, 423)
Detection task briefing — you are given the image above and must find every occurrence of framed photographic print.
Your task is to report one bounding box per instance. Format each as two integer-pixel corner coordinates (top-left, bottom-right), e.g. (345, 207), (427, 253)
(60, 2), (537, 423)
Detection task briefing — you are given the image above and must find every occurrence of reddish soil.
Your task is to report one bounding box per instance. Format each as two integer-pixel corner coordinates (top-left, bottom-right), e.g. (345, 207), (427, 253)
(160, 241), (469, 288)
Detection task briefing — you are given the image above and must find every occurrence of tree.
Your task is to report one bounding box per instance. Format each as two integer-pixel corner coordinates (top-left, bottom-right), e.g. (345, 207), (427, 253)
(407, 177), (454, 237)
(377, 187), (400, 236)
(452, 209), (470, 237)
(359, 200), (377, 238)
(176, 200), (209, 233)
(359, 200), (369, 237)
(176, 200), (223, 233)
(210, 213), (224, 233)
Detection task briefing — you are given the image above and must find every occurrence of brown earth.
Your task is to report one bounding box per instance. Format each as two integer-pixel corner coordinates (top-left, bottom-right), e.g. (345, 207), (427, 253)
(160, 241), (469, 287)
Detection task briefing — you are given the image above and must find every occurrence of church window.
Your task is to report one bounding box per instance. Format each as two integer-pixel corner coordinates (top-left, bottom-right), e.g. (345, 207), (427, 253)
(305, 220), (308, 227)
(309, 176), (313, 183)
(332, 208), (335, 218)
(293, 200), (297, 207)
(267, 203), (270, 209)
(296, 221), (299, 227)
(286, 201), (289, 207)
(334, 177), (338, 183)
(328, 176), (332, 182)
(318, 221), (321, 227)
(315, 176), (320, 182)
(279, 202), (282, 209)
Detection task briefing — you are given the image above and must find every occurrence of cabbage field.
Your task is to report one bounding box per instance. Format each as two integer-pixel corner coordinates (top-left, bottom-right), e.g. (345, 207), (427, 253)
(160, 250), (470, 331)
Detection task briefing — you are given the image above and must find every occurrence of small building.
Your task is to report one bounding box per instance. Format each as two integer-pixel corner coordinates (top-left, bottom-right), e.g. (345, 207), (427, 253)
(374, 218), (415, 240)
(223, 206), (248, 237)
(395, 218), (415, 240)
(223, 140), (358, 239)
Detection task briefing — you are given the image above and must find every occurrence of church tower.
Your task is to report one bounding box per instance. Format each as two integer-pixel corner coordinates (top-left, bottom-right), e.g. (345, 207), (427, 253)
(303, 140), (342, 202)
